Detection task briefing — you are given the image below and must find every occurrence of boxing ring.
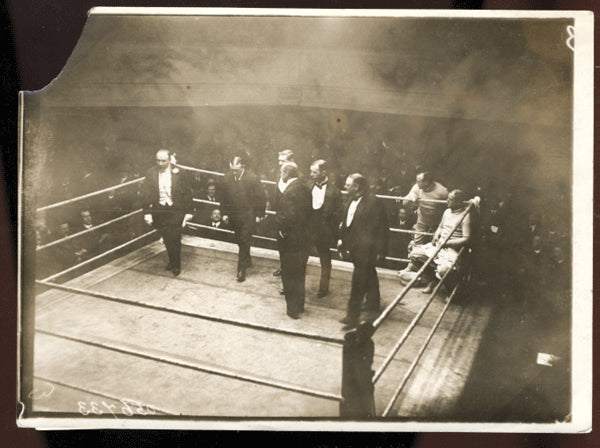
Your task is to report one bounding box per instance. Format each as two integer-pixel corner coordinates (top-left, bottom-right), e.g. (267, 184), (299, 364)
(30, 163), (490, 419)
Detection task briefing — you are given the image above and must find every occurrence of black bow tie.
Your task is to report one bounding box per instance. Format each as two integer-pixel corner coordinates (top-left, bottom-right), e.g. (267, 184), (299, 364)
(314, 182), (327, 189)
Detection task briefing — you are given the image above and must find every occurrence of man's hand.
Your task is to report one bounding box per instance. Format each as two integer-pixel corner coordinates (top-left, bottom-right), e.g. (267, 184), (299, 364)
(182, 214), (193, 228)
(256, 216), (265, 224)
(144, 214), (153, 226)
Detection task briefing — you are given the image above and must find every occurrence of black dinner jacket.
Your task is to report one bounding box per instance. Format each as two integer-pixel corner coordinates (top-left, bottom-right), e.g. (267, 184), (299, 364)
(220, 170), (266, 220)
(276, 178), (311, 251)
(340, 193), (389, 260)
(308, 180), (343, 240)
(142, 166), (193, 215)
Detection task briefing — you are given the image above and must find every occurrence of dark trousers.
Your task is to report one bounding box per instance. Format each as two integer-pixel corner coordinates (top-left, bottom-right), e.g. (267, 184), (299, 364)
(413, 219), (436, 245)
(231, 217), (254, 272)
(347, 254), (380, 322)
(152, 206), (184, 270)
(314, 238), (332, 293)
(279, 247), (308, 316)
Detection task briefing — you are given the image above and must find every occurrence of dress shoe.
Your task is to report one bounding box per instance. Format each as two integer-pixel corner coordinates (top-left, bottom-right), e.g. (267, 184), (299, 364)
(172, 268), (181, 276)
(339, 316), (358, 330)
(236, 270), (246, 282)
(316, 290), (329, 299)
(287, 312), (300, 320)
(273, 268), (281, 277)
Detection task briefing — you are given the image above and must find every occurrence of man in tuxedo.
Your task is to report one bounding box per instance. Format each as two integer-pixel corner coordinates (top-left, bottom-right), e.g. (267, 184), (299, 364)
(308, 159), (343, 298)
(271, 149), (296, 277)
(142, 149), (193, 276)
(277, 162), (312, 319)
(338, 174), (389, 330)
(220, 154), (266, 282)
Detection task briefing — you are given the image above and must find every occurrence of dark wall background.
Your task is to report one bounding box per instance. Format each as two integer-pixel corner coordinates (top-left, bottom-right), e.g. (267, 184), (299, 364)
(1, 1), (596, 448)
(24, 14), (574, 237)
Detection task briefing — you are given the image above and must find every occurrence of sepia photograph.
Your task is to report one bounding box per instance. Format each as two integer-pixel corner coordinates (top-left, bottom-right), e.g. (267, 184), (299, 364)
(16, 7), (593, 431)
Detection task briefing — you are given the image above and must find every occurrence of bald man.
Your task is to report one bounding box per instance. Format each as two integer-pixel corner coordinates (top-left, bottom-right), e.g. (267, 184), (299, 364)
(277, 162), (311, 319)
(142, 149), (193, 276)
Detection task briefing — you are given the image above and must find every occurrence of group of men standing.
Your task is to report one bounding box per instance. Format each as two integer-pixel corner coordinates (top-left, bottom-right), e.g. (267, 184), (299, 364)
(141, 148), (390, 330)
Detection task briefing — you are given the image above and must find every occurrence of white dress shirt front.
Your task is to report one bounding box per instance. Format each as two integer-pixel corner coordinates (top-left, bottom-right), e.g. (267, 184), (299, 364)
(311, 180), (327, 210)
(346, 196), (362, 227)
(158, 169), (173, 206)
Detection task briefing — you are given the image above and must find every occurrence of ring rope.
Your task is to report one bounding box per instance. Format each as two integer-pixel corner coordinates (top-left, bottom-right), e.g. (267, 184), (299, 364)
(37, 328), (343, 402)
(39, 230), (158, 283)
(36, 209), (143, 251)
(36, 177), (144, 213)
(193, 198), (433, 237)
(185, 222), (410, 264)
(35, 163), (459, 216)
(372, 247), (465, 384)
(381, 281), (461, 417)
(177, 165), (448, 203)
(37, 280), (344, 345)
(371, 202), (473, 330)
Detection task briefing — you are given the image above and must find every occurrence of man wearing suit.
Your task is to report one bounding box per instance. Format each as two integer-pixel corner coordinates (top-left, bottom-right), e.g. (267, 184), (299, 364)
(308, 159), (343, 298)
(338, 174), (389, 330)
(220, 154), (266, 282)
(271, 149), (296, 277)
(142, 149), (193, 276)
(277, 162), (312, 319)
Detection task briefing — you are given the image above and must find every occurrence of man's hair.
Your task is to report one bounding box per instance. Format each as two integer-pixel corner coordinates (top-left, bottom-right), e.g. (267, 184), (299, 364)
(278, 149), (295, 161)
(449, 189), (466, 202)
(156, 149), (170, 158)
(310, 159), (328, 172)
(207, 178), (216, 186)
(230, 154), (247, 167)
(417, 170), (432, 183)
(211, 208), (221, 214)
(281, 161), (299, 179)
(348, 173), (369, 193)
(80, 209), (91, 215)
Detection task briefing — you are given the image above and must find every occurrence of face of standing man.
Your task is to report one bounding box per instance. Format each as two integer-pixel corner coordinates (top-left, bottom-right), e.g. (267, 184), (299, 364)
(310, 163), (327, 185)
(344, 176), (361, 200)
(156, 149), (170, 173)
(229, 156), (245, 178)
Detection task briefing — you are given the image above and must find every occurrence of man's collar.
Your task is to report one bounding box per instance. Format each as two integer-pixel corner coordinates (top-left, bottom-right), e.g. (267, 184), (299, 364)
(314, 177), (328, 188)
(282, 176), (298, 191)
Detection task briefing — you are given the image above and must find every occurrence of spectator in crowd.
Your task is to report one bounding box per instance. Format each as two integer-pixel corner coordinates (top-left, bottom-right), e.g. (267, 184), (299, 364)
(53, 222), (82, 270)
(205, 179), (219, 204)
(396, 160), (416, 195)
(402, 170), (448, 246)
(401, 189), (471, 294)
(388, 206), (415, 262)
(73, 208), (109, 260)
(34, 211), (53, 246)
(206, 208), (229, 229)
(308, 159), (343, 299)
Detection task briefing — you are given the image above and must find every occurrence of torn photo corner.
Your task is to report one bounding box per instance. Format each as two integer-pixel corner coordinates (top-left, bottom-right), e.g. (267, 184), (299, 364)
(17, 7), (593, 432)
